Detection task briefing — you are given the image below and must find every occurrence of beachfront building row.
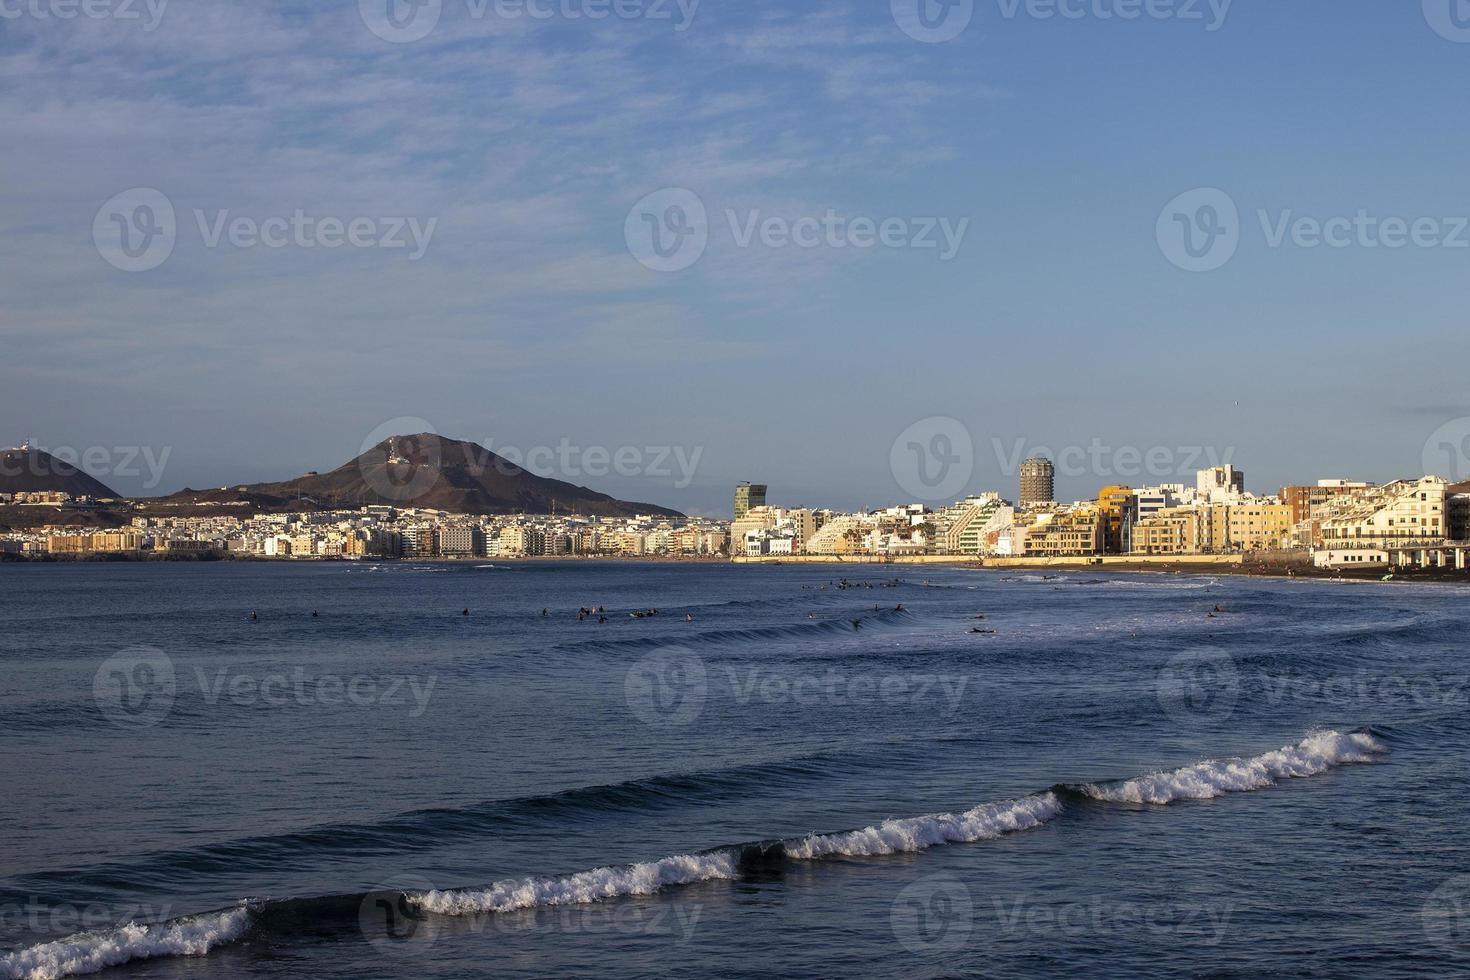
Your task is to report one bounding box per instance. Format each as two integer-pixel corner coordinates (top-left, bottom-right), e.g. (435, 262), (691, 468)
(5, 508), (731, 560)
(728, 468), (1470, 565)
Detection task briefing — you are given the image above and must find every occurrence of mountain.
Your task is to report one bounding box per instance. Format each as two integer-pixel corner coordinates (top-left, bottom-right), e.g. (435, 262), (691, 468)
(159, 434), (683, 518)
(0, 445), (120, 498)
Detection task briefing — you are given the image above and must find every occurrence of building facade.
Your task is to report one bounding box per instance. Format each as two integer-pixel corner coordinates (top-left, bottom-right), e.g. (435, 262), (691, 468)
(1019, 457), (1055, 509)
(733, 482), (767, 521)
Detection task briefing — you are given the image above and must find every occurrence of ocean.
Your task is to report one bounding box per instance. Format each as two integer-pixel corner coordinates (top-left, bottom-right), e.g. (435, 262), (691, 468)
(1, 561), (1467, 978)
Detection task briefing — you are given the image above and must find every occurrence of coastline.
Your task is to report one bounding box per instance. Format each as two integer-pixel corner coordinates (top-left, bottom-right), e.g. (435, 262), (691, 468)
(6, 551), (1468, 583)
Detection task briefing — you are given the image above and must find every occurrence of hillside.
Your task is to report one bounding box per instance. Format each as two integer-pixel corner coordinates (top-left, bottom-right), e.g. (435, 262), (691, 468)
(0, 446), (120, 498)
(157, 434), (683, 518)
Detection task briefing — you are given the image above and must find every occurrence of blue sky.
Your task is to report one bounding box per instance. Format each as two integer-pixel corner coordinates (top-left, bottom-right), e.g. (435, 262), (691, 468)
(3, 0), (1468, 514)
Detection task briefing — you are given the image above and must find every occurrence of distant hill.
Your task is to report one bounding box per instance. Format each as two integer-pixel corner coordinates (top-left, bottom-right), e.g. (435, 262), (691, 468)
(0, 446), (119, 498)
(157, 433), (683, 518)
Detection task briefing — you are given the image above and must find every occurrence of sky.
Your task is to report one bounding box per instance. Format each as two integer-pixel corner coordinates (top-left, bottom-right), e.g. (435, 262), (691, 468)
(2, 0), (1469, 515)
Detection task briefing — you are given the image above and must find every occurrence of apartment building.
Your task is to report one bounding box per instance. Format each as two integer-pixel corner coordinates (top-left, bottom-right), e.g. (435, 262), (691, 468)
(1023, 508), (1104, 558)
(1319, 477), (1448, 549)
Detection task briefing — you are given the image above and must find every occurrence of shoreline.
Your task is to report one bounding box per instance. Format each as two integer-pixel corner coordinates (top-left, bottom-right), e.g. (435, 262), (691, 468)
(6, 552), (1468, 583)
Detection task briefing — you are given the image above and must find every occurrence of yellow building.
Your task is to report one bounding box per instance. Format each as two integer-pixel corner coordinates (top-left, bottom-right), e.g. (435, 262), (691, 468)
(1023, 508), (1104, 558)
(1208, 503), (1293, 552)
(1128, 507), (1207, 555)
(46, 531), (143, 554)
(1097, 486), (1133, 554)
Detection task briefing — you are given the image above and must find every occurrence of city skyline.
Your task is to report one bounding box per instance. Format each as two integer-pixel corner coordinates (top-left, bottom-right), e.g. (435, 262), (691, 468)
(5, 2), (1470, 515)
(5, 418), (1470, 518)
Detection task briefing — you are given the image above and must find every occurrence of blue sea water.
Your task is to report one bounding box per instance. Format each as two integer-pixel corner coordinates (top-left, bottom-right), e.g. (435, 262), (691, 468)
(1, 561), (1468, 978)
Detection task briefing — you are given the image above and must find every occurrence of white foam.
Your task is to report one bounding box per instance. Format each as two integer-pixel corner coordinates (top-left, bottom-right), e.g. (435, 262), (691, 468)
(1080, 730), (1385, 805)
(409, 852), (739, 916)
(0, 907), (251, 980)
(784, 792), (1063, 859)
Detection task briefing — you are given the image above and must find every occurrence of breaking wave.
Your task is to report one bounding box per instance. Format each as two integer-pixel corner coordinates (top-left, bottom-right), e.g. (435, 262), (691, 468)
(0, 730), (1383, 978)
(1074, 731), (1384, 804)
(0, 907), (250, 980)
(783, 793), (1061, 859)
